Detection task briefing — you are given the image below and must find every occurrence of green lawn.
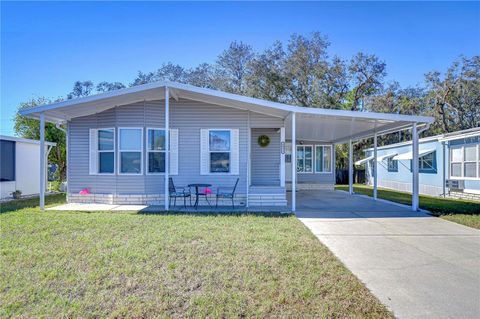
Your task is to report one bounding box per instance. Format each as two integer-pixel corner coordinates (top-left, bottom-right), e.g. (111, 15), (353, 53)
(0, 197), (391, 318)
(336, 184), (480, 229)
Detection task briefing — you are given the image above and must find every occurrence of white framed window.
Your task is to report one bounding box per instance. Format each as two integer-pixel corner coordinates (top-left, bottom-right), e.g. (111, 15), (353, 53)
(89, 128), (115, 175)
(315, 145), (332, 173)
(209, 130), (231, 173)
(450, 144), (480, 179)
(145, 128), (179, 175)
(387, 157), (398, 172)
(297, 145), (313, 173)
(200, 129), (239, 175)
(146, 128), (166, 174)
(464, 145), (478, 178)
(118, 127), (143, 175)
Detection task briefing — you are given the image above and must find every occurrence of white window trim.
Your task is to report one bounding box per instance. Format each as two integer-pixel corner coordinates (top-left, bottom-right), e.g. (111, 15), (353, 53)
(450, 144), (480, 180)
(96, 127), (116, 175)
(314, 144), (333, 174)
(146, 127), (167, 175)
(118, 127), (144, 175)
(296, 145), (314, 174)
(208, 128), (232, 175)
(419, 152), (435, 170)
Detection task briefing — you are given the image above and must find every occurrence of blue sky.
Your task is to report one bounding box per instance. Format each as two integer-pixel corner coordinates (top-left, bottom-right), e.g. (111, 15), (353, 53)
(1, 1), (479, 135)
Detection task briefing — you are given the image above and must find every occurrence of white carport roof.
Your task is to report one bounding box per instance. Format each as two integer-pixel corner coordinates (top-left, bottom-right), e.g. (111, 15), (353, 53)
(19, 81), (434, 143)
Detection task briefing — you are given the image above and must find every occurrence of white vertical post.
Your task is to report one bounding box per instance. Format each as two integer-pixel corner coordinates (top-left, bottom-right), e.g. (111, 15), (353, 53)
(246, 111), (251, 208)
(348, 139), (353, 195)
(412, 123), (419, 211)
(39, 112), (45, 210)
(164, 87), (170, 211)
(373, 133), (378, 200)
(442, 142), (446, 198)
(280, 126), (285, 187)
(291, 113), (296, 212)
(333, 144), (336, 187)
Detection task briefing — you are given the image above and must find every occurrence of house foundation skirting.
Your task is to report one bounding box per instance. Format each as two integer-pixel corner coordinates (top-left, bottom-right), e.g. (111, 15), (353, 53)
(286, 183), (334, 191)
(248, 193), (287, 206)
(68, 193), (250, 206)
(367, 180), (443, 197)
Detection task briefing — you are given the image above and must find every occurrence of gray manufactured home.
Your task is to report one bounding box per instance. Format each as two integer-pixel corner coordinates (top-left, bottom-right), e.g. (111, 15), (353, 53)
(20, 81), (433, 211)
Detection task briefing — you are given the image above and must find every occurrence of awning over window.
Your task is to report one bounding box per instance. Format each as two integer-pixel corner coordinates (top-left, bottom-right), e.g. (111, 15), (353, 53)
(392, 148), (436, 161)
(355, 155), (374, 165)
(377, 153), (398, 161)
(354, 152), (397, 165)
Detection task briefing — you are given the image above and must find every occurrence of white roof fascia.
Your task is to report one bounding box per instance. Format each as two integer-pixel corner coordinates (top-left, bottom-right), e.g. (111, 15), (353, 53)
(0, 135), (57, 146)
(365, 135), (442, 152)
(439, 129), (480, 143)
(366, 128), (480, 151)
(392, 148), (436, 161)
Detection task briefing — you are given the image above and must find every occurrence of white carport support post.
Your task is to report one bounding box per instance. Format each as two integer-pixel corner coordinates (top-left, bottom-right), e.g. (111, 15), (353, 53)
(164, 87), (170, 211)
(291, 112), (296, 212)
(348, 139), (353, 195)
(412, 123), (419, 211)
(39, 112), (45, 210)
(373, 133), (378, 200)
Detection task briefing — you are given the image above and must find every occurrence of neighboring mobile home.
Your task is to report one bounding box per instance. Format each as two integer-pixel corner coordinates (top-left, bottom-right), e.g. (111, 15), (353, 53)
(0, 135), (56, 199)
(20, 81), (433, 211)
(359, 128), (480, 200)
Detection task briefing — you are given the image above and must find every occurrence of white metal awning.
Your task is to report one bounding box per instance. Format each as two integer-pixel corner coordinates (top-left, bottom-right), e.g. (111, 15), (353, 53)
(354, 152), (397, 165)
(377, 153), (398, 161)
(393, 148), (436, 160)
(355, 155), (374, 165)
(19, 81), (434, 143)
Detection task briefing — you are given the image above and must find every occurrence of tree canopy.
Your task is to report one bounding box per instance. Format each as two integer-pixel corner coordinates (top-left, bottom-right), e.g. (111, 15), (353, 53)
(14, 32), (480, 178)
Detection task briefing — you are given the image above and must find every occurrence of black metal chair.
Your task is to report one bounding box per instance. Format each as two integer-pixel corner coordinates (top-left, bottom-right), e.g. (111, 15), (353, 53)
(169, 178), (191, 208)
(216, 178), (239, 209)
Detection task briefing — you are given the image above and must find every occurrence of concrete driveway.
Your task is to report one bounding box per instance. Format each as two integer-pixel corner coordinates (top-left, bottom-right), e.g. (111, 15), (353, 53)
(295, 190), (480, 319)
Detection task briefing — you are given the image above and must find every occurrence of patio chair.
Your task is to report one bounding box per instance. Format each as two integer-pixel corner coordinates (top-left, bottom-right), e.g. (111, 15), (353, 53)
(215, 178), (240, 209)
(169, 178), (191, 208)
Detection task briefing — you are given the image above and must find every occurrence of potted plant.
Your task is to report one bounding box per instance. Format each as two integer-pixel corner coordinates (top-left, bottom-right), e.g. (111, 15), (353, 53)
(11, 190), (22, 199)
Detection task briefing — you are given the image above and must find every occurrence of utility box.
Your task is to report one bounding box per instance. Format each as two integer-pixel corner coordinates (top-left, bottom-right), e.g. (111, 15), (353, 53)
(446, 179), (465, 192)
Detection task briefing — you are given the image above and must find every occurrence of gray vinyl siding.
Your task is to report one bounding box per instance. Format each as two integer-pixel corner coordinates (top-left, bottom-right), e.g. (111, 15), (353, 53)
(68, 99), (283, 196)
(250, 112), (283, 128)
(251, 128), (281, 186)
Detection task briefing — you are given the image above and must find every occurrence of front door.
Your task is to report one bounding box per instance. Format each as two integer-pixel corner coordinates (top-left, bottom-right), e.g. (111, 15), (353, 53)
(251, 128), (280, 186)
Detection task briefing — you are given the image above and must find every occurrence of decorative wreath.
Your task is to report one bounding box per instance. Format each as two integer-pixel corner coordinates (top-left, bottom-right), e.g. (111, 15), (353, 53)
(258, 135), (270, 147)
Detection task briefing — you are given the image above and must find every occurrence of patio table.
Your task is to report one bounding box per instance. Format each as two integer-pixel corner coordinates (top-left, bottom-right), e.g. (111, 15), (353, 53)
(187, 183), (212, 209)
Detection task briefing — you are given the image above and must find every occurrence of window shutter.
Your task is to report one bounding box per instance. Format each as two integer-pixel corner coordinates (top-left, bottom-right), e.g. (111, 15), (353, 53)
(200, 129), (209, 175)
(231, 129), (240, 175)
(169, 129), (179, 175)
(89, 129), (98, 175)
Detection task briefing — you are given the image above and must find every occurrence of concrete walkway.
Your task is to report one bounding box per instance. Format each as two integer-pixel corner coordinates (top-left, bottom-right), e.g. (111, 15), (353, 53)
(296, 190), (480, 319)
